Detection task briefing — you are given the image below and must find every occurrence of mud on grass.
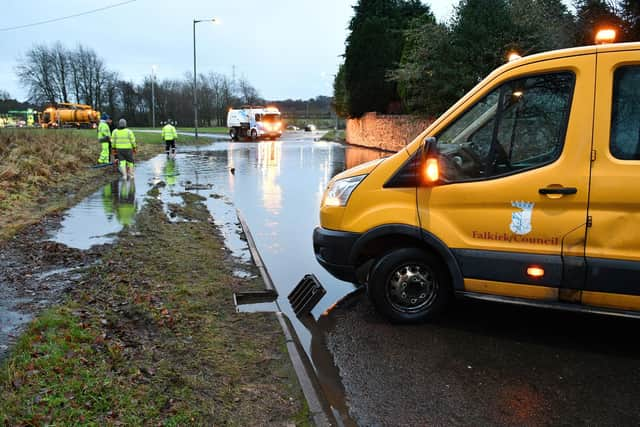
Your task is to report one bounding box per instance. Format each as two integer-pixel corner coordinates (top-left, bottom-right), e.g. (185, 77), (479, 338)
(0, 192), (309, 425)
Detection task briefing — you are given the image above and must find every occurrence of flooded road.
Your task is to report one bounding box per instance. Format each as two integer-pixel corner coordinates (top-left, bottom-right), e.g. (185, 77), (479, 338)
(33, 131), (640, 425)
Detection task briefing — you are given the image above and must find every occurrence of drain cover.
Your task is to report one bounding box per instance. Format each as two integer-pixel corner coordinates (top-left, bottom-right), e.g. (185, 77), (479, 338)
(288, 274), (326, 316)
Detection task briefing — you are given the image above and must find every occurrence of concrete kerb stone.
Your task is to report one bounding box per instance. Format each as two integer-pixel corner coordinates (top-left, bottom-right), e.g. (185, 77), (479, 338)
(235, 209), (334, 427)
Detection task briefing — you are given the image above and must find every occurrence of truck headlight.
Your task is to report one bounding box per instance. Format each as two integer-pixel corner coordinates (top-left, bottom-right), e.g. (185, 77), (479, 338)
(323, 175), (366, 207)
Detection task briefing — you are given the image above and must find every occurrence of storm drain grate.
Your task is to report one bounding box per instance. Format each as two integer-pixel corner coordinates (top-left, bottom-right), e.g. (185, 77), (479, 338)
(288, 274), (326, 316)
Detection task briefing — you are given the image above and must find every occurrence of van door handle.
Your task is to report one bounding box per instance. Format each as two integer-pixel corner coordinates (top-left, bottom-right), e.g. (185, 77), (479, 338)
(538, 187), (577, 195)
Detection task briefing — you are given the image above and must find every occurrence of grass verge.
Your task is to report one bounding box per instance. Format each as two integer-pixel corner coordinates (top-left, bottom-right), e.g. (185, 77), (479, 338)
(0, 190), (309, 425)
(176, 127), (227, 135)
(320, 130), (346, 143)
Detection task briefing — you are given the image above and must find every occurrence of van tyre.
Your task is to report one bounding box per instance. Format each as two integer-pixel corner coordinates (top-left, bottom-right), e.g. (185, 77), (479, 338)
(229, 128), (239, 141)
(368, 248), (450, 323)
(251, 129), (258, 141)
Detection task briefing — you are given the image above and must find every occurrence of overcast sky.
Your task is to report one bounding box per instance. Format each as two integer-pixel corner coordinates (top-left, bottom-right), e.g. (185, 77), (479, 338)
(0, 0), (571, 102)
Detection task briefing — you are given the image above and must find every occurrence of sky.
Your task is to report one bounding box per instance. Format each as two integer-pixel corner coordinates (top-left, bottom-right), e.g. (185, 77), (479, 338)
(0, 0), (571, 103)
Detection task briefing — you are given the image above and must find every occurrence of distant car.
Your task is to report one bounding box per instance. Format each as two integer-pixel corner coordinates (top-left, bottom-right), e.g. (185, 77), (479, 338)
(304, 124), (316, 132)
(286, 125), (300, 131)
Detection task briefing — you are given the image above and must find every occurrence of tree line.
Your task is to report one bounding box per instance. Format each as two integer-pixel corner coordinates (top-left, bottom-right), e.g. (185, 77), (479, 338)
(13, 42), (263, 126)
(335, 0), (640, 118)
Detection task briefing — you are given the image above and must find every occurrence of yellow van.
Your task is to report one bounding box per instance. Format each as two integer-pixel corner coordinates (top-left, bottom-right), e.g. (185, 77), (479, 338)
(314, 41), (640, 322)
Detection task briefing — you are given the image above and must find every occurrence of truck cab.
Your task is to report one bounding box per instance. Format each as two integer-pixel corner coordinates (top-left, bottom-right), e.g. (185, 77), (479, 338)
(314, 41), (640, 323)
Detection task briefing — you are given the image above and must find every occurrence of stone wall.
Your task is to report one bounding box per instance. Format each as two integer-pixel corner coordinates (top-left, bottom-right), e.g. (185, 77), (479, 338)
(346, 112), (433, 152)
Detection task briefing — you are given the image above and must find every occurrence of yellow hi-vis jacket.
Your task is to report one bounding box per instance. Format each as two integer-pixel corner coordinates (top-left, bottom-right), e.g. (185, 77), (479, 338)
(111, 128), (136, 149)
(98, 121), (111, 142)
(161, 124), (178, 141)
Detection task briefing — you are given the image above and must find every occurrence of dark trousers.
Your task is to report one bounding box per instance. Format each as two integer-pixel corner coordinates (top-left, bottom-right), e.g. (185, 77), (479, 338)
(165, 140), (176, 154)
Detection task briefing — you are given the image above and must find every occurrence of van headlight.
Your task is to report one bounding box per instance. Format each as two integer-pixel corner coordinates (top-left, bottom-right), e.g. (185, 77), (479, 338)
(323, 175), (366, 207)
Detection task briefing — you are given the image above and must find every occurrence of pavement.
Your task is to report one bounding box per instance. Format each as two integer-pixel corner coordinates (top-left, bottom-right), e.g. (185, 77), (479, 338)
(322, 293), (640, 426)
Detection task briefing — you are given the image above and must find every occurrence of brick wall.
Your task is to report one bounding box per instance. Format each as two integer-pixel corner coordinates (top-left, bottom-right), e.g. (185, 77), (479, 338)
(345, 112), (433, 152)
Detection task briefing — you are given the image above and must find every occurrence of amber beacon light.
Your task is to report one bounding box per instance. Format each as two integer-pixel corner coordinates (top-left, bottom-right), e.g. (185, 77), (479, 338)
(595, 28), (616, 44)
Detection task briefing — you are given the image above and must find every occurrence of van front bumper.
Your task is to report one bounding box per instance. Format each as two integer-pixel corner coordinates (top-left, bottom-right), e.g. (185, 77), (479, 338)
(313, 227), (361, 283)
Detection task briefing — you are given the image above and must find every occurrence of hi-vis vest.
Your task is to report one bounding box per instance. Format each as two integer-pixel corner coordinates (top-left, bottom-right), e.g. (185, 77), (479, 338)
(98, 121), (110, 142)
(161, 124), (177, 141)
(112, 128), (136, 149)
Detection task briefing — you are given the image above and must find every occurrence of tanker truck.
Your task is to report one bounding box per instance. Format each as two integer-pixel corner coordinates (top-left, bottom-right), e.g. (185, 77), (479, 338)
(40, 103), (100, 129)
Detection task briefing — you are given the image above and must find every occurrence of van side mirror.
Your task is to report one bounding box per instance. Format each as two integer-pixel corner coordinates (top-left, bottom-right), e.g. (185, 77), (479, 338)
(422, 136), (440, 184)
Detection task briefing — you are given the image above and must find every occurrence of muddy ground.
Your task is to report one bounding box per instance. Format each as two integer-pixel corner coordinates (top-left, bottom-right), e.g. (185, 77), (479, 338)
(0, 214), (107, 357)
(0, 186), (308, 425)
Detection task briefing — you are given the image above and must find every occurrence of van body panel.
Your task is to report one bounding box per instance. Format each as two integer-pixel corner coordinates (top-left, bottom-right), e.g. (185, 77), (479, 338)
(588, 50), (640, 262)
(416, 55), (596, 297)
(340, 149), (421, 233)
(584, 48), (640, 306)
(453, 249), (562, 287)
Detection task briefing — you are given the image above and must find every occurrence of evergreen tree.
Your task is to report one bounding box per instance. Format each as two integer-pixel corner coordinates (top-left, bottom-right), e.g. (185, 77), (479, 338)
(333, 64), (349, 118)
(619, 0), (640, 41)
(574, 0), (625, 45)
(343, 0), (430, 117)
(510, 0), (576, 52)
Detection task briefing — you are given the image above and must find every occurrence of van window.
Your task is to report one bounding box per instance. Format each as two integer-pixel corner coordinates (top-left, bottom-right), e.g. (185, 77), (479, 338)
(436, 72), (574, 181)
(611, 66), (640, 160)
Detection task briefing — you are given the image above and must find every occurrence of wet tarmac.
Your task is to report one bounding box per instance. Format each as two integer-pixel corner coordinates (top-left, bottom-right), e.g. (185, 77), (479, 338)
(12, 130), (640, 426)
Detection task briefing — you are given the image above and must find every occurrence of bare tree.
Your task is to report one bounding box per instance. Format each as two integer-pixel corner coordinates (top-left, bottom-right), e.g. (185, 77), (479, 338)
(16, 44), (57, 104)
(50, 42), (70, 103)
(238, 76), (262, 105)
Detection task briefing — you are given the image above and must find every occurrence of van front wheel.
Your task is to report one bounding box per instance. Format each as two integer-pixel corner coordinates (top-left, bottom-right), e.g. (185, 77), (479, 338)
(368, 248), (450, 323)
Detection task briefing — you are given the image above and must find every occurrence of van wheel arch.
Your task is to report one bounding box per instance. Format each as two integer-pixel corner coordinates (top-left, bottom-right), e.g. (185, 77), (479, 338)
(349, 225), (464, 291)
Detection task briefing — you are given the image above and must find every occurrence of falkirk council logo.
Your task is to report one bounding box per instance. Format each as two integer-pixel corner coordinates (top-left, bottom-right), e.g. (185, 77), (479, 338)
(510, 201), (534, 235)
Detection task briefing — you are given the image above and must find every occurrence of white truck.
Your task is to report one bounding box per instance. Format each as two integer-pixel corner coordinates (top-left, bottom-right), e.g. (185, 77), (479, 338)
(227, 106), (283, 141)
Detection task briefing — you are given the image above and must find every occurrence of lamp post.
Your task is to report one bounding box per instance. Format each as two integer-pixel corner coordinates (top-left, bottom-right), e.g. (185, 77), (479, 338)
(151, 65), (157, 128)
(193, 18), (218, 139)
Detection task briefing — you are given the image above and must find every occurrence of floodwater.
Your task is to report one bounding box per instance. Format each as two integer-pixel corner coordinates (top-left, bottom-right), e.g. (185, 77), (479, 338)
(49, 131), (387, 425)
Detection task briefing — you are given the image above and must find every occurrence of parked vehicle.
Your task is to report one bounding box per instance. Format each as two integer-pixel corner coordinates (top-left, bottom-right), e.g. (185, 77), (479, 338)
(314, 37), (640, 323)
(40, 103), (99, 129)
(227, 106), (283, 141)
(304, 124), (316, 132)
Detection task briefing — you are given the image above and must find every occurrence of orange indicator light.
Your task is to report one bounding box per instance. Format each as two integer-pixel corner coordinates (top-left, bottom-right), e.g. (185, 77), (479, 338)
(425, 158), (439, 182)
(527, 266), (545, 278)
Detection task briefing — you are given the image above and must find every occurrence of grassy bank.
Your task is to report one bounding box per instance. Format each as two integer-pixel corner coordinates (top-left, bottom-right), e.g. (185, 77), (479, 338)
(0, 190), (308, 425)
(175, 127), (227, 135)
(320, 129), (346, 143)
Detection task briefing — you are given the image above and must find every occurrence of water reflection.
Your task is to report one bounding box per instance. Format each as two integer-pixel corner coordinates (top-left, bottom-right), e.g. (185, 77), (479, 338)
(102, 179), (137, 226)
(163, 158), (179, 187)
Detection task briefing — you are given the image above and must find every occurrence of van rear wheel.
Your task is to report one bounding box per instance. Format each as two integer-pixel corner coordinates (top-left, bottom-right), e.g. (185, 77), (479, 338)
(368, 248), (450, 323)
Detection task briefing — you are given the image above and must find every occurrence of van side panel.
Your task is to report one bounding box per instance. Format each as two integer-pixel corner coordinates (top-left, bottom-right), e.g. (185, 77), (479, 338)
(586, 49), (640, 302)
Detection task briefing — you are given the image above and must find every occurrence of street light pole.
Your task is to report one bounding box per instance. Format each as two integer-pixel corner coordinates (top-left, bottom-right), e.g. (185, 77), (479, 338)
(193, 18), (218, 140)
(193, 20), (198, 139)
(151, 65), (156, 128)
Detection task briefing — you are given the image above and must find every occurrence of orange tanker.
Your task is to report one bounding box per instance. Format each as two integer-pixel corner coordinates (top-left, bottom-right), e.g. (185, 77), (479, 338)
(40, 103), (100, 129)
